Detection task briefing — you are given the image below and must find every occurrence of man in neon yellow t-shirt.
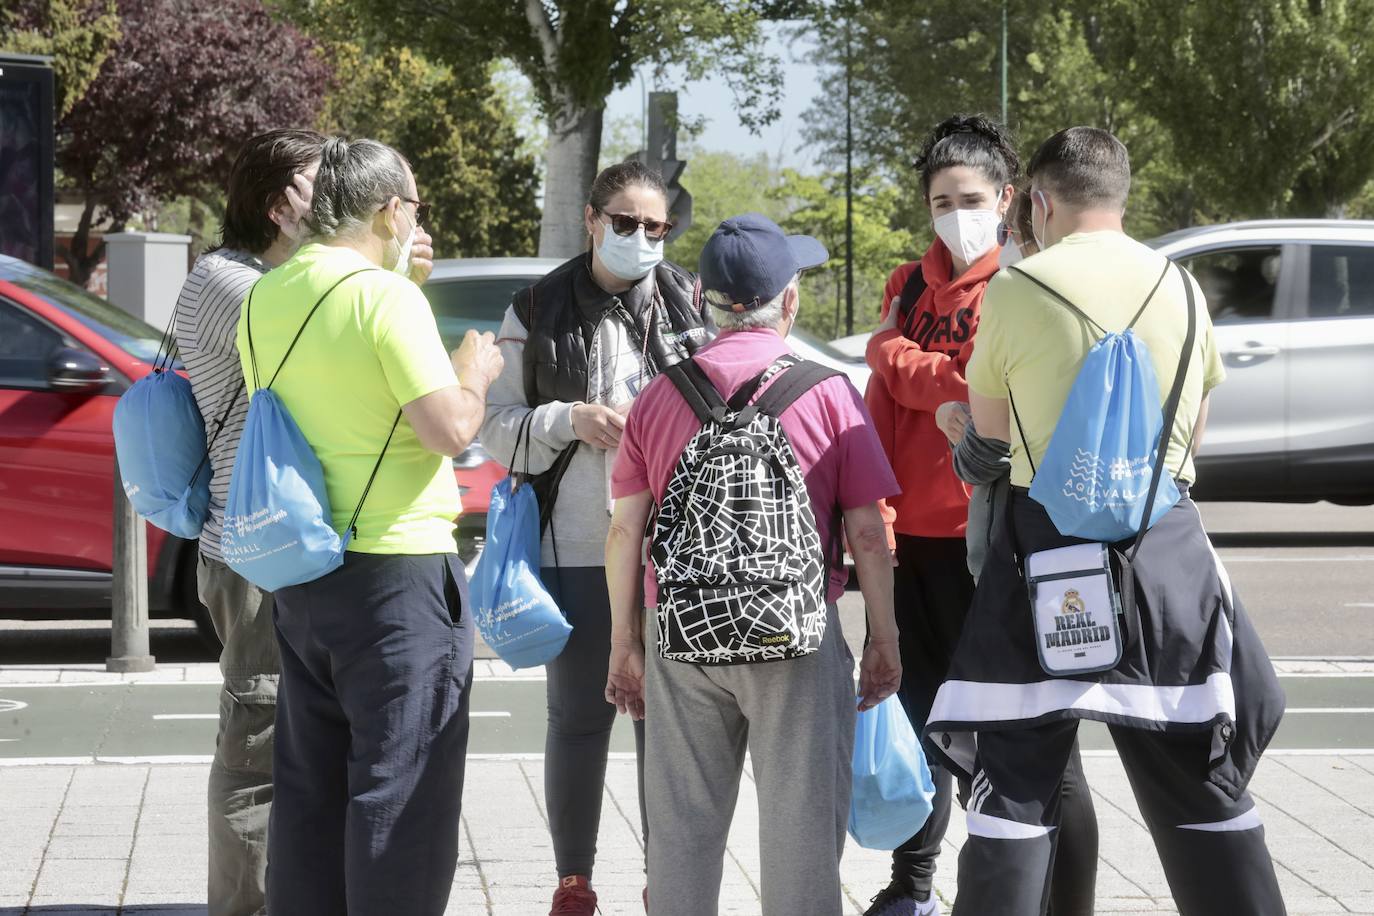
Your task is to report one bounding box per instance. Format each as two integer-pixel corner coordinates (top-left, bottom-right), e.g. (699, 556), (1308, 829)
(237, 137), (502, 916)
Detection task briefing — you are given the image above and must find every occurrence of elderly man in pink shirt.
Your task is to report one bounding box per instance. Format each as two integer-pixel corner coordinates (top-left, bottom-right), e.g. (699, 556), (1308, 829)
(602, 213), (904, 916)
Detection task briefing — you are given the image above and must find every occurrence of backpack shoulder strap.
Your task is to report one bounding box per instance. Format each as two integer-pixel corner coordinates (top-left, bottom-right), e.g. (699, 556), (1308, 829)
(896, 264), (929, 339)
(1008, 266), (1109, 337)
(752, 360), (843, 420)
(1127, 261), (1198, 561)
(725, 354), (801, 412)
(1125, 261), (1174, 330)
(250, 268), (375, 390)
(663, 358), (727, 425)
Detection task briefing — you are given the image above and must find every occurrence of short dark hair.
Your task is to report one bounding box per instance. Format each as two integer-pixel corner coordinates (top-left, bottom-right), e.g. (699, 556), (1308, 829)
(589, 160), (667, 211)
(1027, 127), (1131, 210)
(916, 114), (1020, 199)
(219, 128), (326, 254)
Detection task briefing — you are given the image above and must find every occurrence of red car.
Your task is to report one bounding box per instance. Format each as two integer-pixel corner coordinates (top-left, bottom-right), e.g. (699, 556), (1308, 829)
(0, 255), (545, 641)
(0, 254), (216, 641)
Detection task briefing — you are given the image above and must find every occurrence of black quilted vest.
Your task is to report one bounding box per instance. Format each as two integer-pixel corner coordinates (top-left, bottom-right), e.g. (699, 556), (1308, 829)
(512, 254), (712, 407)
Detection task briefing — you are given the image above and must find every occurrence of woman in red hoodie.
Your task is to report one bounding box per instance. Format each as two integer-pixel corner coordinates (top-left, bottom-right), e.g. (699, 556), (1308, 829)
(862, 116), (1096, 916)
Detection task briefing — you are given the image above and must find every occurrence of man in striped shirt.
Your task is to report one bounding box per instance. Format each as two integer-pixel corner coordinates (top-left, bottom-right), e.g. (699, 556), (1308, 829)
(171, 128), (435, 916)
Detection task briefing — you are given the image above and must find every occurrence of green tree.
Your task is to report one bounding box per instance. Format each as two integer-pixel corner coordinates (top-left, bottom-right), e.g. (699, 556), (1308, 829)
(772, 169), (914, 338)
(1, 0), (121, 116)
(340, 0), (806, 258)
(1117, 0), (1374, 218)
(665, 148), (789, 276)
(274, 0), (542, 257)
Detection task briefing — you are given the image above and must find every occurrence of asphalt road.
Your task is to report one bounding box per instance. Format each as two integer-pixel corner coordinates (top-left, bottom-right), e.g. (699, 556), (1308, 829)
(0, 500), (1370, 765)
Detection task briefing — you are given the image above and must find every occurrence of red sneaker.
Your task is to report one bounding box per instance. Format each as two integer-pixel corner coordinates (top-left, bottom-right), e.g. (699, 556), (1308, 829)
(550, 875), (598, 915)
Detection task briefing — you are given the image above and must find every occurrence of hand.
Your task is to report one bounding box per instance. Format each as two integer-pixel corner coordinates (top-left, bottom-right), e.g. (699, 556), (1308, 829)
(935, 401), (972, 445)
(857, 637), (902, 711)
(876, 296), (902, 334)
(605, 640), (646, 720)
(450, 329), (503, 392)
(277, 172), (315, 243)
(409, 227), (435, 286)
(572, 402), (626, 449)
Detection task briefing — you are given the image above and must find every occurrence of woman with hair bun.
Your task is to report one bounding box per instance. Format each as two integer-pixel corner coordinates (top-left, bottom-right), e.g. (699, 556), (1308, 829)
(862, 116), (1097, 916)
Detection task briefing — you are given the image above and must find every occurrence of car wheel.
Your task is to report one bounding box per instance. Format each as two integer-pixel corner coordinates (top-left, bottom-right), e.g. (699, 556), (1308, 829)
(179, 549), (222, 654)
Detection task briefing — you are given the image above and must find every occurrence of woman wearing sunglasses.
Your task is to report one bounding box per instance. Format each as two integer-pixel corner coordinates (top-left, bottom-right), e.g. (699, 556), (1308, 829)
(480, 160), (711, 916)
(862, 117), (1097, 916)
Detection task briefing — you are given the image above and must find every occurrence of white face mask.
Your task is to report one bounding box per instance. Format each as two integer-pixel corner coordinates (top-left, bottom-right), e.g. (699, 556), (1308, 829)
(933, 208), (1002, 266)
(597, 221), (664, 281)
(390, 207), (416, 276)
(997, 235), (1023, 270)
(1031, 189), (1050, 252)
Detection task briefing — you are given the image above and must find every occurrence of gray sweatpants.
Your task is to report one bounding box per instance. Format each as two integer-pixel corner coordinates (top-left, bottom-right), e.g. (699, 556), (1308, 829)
(644, 603), (856, 916)
(197, 554), (278, 916)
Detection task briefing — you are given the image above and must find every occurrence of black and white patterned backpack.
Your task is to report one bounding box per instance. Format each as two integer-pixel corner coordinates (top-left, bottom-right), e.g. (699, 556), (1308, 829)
(652, 354), (842, 665)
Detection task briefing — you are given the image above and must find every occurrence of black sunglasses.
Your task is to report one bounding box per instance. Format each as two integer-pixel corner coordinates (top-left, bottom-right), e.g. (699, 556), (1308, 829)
(598, 209), (673, 241)
(997, 221), (1019, 247)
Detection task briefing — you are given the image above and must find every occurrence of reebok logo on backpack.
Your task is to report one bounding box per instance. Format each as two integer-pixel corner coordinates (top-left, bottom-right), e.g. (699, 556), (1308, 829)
(651, 355), (841, 665)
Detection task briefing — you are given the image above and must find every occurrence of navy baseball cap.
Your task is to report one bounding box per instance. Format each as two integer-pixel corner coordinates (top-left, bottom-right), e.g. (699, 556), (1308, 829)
(698, 213), (829, 310)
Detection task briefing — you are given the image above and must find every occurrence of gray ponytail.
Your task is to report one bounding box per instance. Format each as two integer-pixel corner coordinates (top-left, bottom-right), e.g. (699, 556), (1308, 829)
(306, 137), (411, 240)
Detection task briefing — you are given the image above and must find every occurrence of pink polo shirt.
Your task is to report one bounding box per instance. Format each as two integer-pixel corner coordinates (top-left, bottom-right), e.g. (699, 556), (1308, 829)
(612, 327), (900, 605)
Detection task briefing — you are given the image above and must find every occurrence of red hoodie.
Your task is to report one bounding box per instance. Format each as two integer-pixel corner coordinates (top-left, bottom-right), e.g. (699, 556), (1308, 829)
(865, 238), (1002, 538)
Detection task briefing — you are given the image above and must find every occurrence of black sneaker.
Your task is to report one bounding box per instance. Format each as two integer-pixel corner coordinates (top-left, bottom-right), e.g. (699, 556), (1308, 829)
(863, 881), (918, 916)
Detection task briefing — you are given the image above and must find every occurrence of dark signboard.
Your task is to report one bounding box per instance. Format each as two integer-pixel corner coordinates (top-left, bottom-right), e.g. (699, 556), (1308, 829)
(0, 54), (55, 270)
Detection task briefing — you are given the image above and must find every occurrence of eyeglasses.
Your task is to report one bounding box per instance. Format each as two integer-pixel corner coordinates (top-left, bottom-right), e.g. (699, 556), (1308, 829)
(997, 222), (1020, 247)
(598, 210), (674, 242)
(382, 197), (431, 226)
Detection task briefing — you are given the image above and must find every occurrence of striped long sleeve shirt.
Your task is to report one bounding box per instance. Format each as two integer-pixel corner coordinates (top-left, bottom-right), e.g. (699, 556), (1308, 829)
(171, 249), (267, 562)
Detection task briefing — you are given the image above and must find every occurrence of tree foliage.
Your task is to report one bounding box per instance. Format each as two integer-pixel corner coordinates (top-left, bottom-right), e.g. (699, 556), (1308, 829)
(51, 0), (329, 286)
(336, 0), (790, 256)
(1, 0), (122, 116)
(278, 0), (541, 258)
(803, 0), (1374, 238)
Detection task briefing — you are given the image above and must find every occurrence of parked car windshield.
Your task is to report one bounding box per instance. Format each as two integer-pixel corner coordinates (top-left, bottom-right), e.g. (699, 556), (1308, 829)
(422, 275), (536, 349)
(7, 264), (164, 362)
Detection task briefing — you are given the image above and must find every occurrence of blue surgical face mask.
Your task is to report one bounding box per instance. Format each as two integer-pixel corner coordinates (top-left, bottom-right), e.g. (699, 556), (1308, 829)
(597, 219), (664, 282)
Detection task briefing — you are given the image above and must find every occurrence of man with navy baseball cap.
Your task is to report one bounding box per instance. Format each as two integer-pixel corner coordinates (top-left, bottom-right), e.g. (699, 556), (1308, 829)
(603, 212), (903, 915)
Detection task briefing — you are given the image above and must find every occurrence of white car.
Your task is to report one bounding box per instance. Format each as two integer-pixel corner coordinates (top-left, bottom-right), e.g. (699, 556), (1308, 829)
(1149, 220), (1374, 504)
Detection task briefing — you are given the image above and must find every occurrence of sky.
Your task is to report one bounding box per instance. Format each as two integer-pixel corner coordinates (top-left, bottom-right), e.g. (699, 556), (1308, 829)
(602, 24), (826, 172)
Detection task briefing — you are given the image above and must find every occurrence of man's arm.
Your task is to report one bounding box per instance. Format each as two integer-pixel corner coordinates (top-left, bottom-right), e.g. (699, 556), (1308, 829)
(845, 502), (902, 711)
(604, 489), (653, 720)
(969, 389), (1012, 445)
(403, 330), (503, 458)
(1192, 394), (1211, 455)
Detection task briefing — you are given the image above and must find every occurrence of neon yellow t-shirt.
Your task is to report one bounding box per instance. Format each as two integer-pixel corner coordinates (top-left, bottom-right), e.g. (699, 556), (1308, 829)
(966, 231), (1226, 489)
(236, 243), (460, 555)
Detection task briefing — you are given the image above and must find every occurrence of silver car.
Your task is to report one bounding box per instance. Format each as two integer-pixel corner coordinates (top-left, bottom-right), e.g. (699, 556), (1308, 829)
(1150, 219), (1374, 504)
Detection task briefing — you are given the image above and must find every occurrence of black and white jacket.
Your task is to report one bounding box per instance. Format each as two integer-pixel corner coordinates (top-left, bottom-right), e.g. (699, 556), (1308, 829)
(926, 488), (1285, 802)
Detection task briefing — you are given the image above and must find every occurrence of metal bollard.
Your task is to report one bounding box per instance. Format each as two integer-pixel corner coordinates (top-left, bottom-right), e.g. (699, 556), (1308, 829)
(108, 455), (155, 673)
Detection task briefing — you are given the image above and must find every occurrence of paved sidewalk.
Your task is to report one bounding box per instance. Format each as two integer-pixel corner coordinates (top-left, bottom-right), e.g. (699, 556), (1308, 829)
(2, 752), (1374, 915)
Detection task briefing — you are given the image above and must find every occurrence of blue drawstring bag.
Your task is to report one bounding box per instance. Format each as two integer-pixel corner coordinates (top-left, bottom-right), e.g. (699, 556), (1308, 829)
(1011, 262), (1197, 542)
(222, 269), (399, 592)
(113, 369), (212, 539)
(470, 417), (571, 668)
(849, 694), (936, 850)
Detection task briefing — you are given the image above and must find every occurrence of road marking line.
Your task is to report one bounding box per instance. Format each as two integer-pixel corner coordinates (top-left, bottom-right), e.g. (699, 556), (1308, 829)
(3, 748), (1374, 767)
(1222, 555), (1374, 562)
(0, 699), (28, 712)
(470, 711), (511, 718)
(1346, 603), (1374, 608)
(1287, 708), (1374, 714)
(152, 714), (217, 720)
